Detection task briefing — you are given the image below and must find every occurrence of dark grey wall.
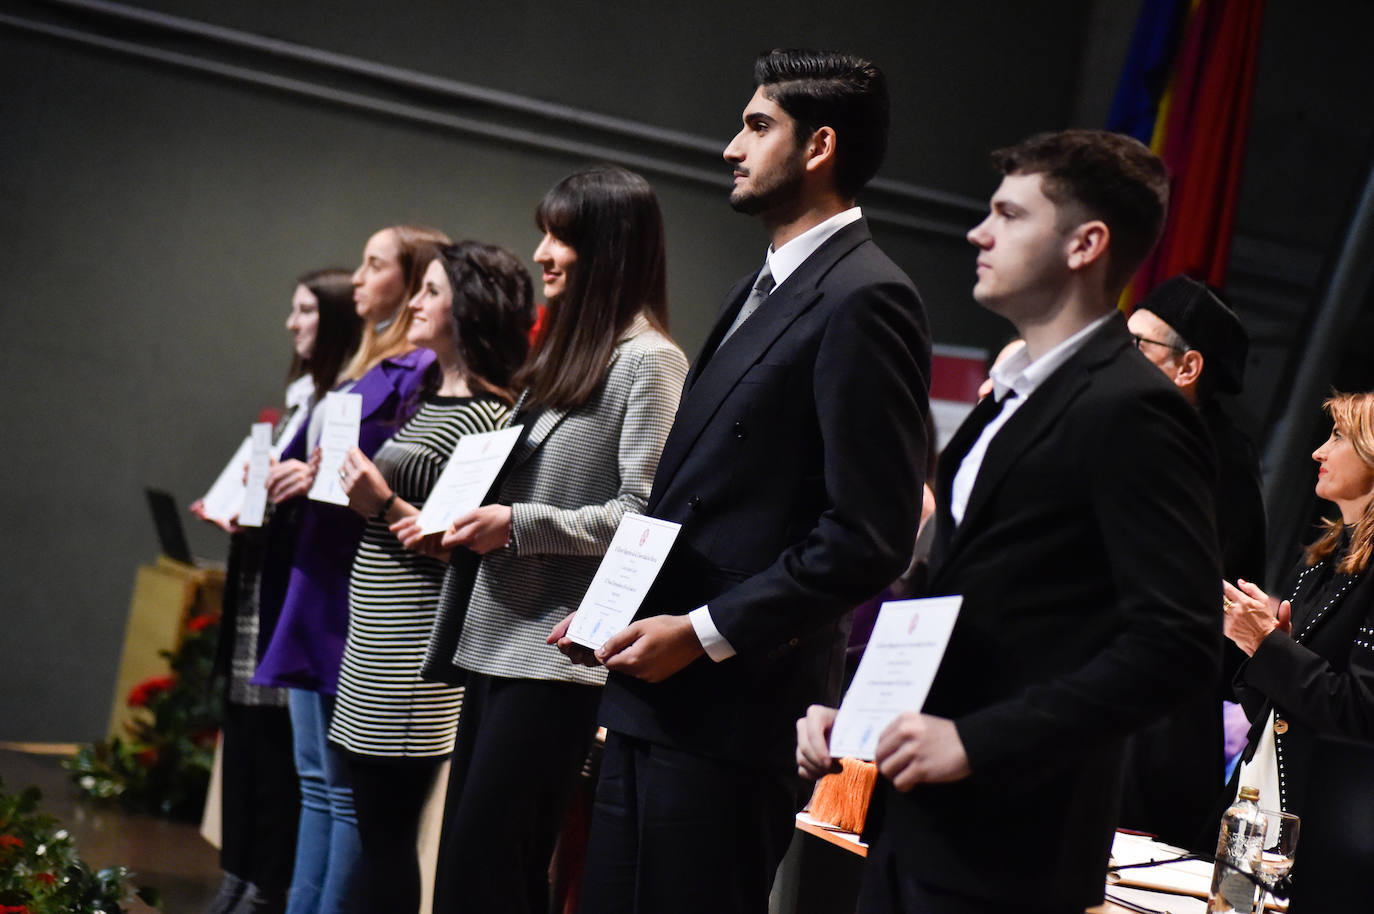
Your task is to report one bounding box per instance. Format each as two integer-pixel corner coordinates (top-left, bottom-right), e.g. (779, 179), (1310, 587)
(10, 0), (1365, 741)
(0, 0), (1106, 739)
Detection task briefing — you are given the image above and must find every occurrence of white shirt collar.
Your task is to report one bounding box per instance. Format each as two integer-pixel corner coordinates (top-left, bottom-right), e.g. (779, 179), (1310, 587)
(989, 311), (1115, 402)
(763, 206), (863, 290)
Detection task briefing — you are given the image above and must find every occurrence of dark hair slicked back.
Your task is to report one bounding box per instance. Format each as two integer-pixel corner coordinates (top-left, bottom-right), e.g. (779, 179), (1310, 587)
(754, 49), (889, 199)
(992, 129), (1168, 292)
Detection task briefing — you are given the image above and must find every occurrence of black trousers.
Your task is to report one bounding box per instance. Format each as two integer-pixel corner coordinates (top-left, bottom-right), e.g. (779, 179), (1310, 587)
(577, 731), (802, 914)
(348, 754), (445, 914)
(219, 702), (300, 903)
(859, 829), (1081, 914)
(431, 672), (602, 914)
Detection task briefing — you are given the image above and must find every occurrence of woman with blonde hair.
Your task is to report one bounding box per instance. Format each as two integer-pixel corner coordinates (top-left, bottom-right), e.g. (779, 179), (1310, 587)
(254, 224), (449, 914)
(1224, 390), (1374, 821)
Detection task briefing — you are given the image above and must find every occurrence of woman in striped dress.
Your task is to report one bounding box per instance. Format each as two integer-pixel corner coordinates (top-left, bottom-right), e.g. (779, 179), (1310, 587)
(330, 241), (535, 913)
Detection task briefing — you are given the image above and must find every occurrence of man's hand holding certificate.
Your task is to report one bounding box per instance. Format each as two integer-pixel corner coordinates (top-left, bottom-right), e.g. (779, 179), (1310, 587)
(828, 596), (963, 761)
(565, 514), (682, 651)
(798, 596), (968, 792)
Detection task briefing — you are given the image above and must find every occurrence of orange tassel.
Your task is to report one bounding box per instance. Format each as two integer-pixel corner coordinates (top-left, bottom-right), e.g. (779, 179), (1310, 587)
(809, 758), (878, 833)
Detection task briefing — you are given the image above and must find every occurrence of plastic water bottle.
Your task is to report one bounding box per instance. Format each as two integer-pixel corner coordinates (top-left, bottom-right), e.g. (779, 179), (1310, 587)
(1206, 785), (1266, 912)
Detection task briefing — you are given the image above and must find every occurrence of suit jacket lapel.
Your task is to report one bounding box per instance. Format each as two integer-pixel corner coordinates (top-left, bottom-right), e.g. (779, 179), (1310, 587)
(928, 394), (1002, 577)
(651, 221), (870, 502)
(1292, 568), (1360, 645)
(684, 274), (753, 392)
(510, 405), (570, 466)
(940, 315), (1131, 562)
(951, 365), (1090, 544)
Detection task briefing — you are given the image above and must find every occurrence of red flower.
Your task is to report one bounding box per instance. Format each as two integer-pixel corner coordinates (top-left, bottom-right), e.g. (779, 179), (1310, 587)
(127, 675), (176, 707)
(186, 612), (220, 633)
(32, 873), (57, 886)
(135, 747), (161, 767)
(0, 905), (29, 913)
(0, 834), (21, 849)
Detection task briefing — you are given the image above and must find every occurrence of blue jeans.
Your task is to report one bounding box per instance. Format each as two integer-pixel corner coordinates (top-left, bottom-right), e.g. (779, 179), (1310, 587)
(285, 689), (361, 914)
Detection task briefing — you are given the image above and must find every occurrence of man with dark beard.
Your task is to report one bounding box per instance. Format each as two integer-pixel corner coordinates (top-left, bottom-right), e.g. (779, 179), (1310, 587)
(553, 48), (931, 914)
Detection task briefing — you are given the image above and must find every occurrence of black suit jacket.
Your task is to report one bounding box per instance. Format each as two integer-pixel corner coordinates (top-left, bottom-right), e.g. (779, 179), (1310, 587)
(1235, 552), (1374, 819)
(870, 314), (1222, 909)
(1117, 398), (1268, 847)
(597, 217), (931, 770)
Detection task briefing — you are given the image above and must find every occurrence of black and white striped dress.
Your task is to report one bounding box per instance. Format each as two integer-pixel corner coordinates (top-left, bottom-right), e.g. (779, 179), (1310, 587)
(329, 393), (508, 758)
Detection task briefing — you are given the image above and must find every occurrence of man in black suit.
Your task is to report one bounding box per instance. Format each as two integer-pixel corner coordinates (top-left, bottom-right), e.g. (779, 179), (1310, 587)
(797, 129), (1222, 913)
(553, 49), (931, 913)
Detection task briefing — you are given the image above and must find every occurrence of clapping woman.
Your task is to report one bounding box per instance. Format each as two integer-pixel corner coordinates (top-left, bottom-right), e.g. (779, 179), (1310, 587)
(328, 242), (534, 913)
(1225, 391), (1374, 820)
(423, 165), (689, 914)
(254, 225), (449, 914)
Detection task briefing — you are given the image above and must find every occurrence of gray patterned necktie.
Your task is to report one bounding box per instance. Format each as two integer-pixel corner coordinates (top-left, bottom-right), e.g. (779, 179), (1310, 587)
(717, 264), (775, 351)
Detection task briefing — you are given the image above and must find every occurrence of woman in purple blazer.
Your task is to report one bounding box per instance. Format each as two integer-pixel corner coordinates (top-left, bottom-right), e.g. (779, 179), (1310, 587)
(254, 224), (450, 914)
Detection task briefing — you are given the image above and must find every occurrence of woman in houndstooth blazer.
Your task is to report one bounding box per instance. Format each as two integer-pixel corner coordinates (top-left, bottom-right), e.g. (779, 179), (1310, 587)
(422, 165), (688, 914)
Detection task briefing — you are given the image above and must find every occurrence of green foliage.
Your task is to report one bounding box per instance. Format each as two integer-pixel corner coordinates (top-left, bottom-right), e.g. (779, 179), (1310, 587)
(0, 776), (158, 913)
(64, 613), (223, 822)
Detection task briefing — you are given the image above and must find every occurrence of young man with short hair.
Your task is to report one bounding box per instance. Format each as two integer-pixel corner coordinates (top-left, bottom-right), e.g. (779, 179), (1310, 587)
(798, 129), (1222, 913)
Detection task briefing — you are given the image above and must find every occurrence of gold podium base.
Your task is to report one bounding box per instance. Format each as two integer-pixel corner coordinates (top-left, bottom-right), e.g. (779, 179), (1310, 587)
(107, 555), (223, 740)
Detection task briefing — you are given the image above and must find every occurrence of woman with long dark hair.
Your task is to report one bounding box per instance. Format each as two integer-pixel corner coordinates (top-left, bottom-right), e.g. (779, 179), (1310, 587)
(1225, 391), (1374, 821)
(327, 241), (534, 913)
(253, 224), (449, 914)
(419, 165), (688, 914)
(193, 268), (361, 914)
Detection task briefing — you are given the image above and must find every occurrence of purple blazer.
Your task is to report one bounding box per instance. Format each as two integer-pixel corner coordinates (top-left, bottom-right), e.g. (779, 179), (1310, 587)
(253, 347), (435, 693)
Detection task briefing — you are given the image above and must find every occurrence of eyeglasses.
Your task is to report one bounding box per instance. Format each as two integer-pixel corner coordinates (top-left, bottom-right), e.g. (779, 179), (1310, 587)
(1131, 333), (1188, 353)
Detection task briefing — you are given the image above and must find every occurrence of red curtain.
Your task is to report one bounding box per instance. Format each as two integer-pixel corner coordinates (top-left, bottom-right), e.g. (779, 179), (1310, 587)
(1125, 0), (1266, 305)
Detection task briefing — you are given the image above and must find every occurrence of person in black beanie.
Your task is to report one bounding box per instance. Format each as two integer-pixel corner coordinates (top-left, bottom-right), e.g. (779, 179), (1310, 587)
(1121, 274), (1268, 848)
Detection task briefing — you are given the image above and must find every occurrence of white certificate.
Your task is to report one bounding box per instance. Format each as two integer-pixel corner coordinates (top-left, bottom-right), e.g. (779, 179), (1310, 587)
(828, 595), (963, 761)
(307, 392), (362, 506)
(566, 514), (683, 650)
(200, 435), (252, 524)
(237, 423), (274, 528)
(415, 425), (526, 535)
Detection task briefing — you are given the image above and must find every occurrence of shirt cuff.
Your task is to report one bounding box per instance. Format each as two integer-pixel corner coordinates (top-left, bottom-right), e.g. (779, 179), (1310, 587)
(689, 606), (736, 662)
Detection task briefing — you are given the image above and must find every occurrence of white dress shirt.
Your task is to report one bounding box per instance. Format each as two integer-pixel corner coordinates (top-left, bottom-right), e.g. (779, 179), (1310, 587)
(950, 311), (1115, 526)
(689, 207), (865, 662)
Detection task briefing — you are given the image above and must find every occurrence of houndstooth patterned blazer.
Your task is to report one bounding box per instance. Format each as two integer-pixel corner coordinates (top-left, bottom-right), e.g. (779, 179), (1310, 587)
(446, 314), (688, 685)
